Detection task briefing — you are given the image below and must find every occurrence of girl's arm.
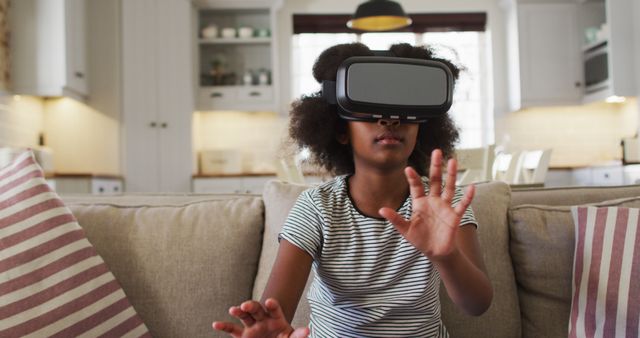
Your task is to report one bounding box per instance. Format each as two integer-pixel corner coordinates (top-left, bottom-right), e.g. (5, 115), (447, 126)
(431, 225), (493, 316)
(212, 239), (312, 338)
(261, 239), (314, 322)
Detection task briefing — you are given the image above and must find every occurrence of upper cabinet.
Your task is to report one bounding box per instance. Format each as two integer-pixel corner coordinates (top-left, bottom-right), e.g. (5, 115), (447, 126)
(579, 0), (636, 103)
(506, 2), (583, 111)
(505, 0), (637, 111)
(192, 0), (282, 112)
(10, 0), (88, 101)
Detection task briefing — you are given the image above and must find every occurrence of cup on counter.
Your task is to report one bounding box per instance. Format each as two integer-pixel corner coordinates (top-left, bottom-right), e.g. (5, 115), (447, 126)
(238, 26), (254, 38)
(221, 27), (236, 38)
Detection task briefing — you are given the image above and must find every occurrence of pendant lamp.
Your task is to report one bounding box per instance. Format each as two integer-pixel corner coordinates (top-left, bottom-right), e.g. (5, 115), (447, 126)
(347, 0), (412, 31)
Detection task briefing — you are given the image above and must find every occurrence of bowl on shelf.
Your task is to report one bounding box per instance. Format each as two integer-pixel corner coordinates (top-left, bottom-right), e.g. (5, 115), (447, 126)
(221, 27), (236, 38)
(238, 27), (254, 38)
(201, 24), (218, 39)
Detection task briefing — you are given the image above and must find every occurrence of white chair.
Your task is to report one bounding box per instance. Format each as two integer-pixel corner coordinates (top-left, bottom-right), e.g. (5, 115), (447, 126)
(455, 144), (496, 185)
(492, 150), (523, 184)
(275, 157), (305, 184)
(516, 149), (552, 185)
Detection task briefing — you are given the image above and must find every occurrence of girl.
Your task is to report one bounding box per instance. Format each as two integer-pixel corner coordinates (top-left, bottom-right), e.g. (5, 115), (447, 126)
(213, 42), (493, 337)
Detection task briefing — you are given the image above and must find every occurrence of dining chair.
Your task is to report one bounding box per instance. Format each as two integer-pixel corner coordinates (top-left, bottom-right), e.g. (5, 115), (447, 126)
(455, 144), (496, 185)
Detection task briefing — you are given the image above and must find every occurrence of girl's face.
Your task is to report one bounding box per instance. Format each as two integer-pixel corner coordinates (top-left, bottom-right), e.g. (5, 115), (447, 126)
(341, 120), (419, 172)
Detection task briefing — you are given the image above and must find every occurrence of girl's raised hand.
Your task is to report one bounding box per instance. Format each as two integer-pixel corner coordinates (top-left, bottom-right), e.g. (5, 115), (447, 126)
(212, 298), (309, 338)
(379, 149), (475, 262)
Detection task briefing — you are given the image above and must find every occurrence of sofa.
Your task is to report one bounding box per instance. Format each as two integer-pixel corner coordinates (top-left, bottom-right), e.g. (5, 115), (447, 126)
(59, 180), (640, 338)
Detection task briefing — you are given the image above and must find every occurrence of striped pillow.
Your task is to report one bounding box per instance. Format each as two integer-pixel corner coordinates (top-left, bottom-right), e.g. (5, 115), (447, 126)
(569, 206), (640, 338)
(0, 151), (150, 337)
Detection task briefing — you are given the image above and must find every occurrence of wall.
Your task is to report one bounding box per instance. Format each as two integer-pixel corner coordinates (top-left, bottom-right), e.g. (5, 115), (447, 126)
(495, 98), (638, 167)
(43, 98), (120, 175)
(0, 95), (45, 148)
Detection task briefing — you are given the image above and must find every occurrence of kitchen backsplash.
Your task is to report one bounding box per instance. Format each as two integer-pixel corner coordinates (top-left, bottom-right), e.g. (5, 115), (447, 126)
(44, 98), (120, 175)
(192, 111), (288, 174)
(0, 95), (45, 148)
(496, 98), (638, 168)
(0, 95), (120, 175)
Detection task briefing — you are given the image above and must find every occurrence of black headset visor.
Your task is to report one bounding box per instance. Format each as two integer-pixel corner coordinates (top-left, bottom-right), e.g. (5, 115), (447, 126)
(322, 56), (454, 122)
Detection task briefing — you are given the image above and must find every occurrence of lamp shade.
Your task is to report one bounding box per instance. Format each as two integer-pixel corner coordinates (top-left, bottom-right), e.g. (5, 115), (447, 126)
(347, 0), (412, 31)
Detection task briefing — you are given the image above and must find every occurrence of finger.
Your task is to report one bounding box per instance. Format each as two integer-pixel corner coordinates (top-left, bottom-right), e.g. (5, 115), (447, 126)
(241, 300), (267, 322)
(441, 158), (457, 205)
(291, 327), (311, 338)
(429, 149), (443, 197)
(404, 166), (425, 199)
(379, 207), (410, 235)
(212, 321), (243, 337)
(264, 298), (286, 320)
(454, 184), (475, 216)
(229, 306), (255, 327)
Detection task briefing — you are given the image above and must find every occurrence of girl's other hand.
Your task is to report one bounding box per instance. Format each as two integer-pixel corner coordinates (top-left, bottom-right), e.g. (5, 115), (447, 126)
(212, 298), (309, 338)
(379, 149), (475, 261)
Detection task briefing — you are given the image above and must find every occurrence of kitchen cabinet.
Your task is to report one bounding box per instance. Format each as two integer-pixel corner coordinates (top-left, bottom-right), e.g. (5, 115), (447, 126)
(579, 0), (637, 103)
(121, 0), (194, 192)
(10, 0), (88, 100)
(193, 0), (282, 112)
(47, 175), (123, 195)
(506, 2), (583, 111)
(571, 165), (628, 186)
(192, 176), (277, 194)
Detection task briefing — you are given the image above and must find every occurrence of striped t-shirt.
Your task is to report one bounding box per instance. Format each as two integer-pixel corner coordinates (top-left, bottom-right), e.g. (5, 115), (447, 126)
(279, 175), (477, 338)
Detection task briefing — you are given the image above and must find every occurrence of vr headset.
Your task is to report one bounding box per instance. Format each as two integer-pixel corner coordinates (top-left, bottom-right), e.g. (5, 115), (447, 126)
(322, 53), (454, 123)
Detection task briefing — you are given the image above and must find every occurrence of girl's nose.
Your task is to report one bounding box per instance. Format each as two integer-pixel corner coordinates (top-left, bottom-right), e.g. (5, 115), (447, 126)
(377, 119), (400, 128)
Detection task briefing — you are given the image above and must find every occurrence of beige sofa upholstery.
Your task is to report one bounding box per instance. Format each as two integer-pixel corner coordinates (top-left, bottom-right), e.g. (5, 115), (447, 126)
(60, 182), (640, 338)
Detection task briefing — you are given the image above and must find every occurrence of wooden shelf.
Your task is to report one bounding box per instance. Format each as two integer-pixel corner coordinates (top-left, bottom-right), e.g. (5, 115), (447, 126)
(199, 37), (271, 44)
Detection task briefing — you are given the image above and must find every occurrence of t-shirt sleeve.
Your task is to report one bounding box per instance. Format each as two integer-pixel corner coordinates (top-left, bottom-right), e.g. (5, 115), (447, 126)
(453, 186), (478, 228)
(278, 190), (324, 260)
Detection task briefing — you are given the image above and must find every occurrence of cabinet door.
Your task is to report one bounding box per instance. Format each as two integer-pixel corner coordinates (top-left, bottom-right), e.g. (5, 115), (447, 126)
(156, 0), (194, 192)
(122, 0), (193, 193)
(591, 166), (624, 186)
(122, 0), (161, 192)
(65, 0), (88, 96)
(517, 4), (582, 107)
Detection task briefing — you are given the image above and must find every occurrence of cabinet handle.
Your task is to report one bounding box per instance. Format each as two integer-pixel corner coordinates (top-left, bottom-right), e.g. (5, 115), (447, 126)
(150, 122), (157, 128)
(210, 92), (223, 98)
(98, 187), (105, 193)
(575, 81), (581, 88)
(75, 71), (84, 79)
(604, 173), (609, 179)
(249, 91), (261, 97)
(161, 122), (168, 128)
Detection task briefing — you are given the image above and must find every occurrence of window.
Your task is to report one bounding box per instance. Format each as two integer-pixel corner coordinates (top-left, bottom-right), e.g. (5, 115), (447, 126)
(290, 13), (493, 148)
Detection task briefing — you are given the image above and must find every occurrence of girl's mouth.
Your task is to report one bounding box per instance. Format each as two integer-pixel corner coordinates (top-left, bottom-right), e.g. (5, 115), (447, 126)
(375, 133), (403, 145)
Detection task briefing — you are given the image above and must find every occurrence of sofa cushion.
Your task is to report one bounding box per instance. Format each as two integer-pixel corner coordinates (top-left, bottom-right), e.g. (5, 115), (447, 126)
(0, 151), (149, 337)
(568, 206), (640, 338)
(256, 180), (520, 338)
(62, 194), (264, 338)
(253, 180), (313, 329)
(440, 181), (521, 338)
(509, 195), (640, 338)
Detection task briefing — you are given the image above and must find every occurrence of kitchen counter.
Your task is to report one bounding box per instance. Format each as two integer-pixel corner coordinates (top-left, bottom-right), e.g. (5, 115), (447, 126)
(46, 173), (124, 180)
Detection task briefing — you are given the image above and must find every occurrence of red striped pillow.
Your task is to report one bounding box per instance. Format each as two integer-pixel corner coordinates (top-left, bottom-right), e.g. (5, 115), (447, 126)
(570, 206), (640, 338)
(0, 151), (150, 337)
